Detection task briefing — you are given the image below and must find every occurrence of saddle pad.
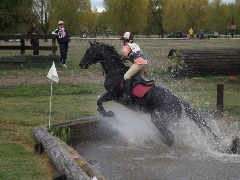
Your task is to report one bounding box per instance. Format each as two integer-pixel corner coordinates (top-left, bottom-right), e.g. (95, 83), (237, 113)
(131, 84), (154, 97)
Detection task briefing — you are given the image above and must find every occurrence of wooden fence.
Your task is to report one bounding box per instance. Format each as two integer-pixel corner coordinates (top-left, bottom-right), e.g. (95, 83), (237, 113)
(0, 34), (59, 66)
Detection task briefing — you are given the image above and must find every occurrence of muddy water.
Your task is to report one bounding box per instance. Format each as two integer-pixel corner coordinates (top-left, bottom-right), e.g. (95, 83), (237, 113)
(74, 105), (240, 179)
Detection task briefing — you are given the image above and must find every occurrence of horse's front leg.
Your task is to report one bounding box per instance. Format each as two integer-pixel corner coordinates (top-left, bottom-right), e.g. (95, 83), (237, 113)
(97, 92), (117, 117)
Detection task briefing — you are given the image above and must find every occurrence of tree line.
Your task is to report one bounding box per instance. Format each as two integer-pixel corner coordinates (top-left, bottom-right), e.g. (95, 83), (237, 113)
(0, 0), (239, 36)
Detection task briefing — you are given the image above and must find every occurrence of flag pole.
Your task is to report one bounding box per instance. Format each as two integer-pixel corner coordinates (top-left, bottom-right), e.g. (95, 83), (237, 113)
(47, 61), (59, 128)
(49, 78), (53, 128)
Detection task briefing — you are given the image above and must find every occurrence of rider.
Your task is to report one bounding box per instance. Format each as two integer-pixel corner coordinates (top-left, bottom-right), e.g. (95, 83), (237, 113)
(120, 32), (148, 102)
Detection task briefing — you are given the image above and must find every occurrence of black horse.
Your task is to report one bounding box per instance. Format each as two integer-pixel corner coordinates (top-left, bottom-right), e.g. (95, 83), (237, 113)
(79, 42), (218, 146)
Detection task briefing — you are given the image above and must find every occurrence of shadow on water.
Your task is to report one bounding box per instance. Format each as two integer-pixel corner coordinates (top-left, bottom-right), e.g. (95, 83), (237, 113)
(73, 105), (240, 179)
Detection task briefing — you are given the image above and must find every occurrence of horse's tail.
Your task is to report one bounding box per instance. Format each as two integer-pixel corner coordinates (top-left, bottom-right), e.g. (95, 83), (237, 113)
(180, 100), (219, 140)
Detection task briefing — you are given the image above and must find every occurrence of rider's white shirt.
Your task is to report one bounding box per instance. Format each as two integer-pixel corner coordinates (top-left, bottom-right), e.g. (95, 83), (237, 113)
(127, 43), (141, 53)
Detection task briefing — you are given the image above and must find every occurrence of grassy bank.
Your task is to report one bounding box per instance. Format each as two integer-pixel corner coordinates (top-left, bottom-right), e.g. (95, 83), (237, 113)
(0, 39), (240, 179)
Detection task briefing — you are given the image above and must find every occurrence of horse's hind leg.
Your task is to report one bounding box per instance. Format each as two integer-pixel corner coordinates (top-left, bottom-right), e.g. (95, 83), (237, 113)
(151, 111), (174, 147)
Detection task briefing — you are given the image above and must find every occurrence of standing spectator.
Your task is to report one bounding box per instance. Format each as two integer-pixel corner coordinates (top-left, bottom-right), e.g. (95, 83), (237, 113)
(189, 28), (194, 39)
(27, 22), (40, 55)
(52, 21), (70, 68)
(199, 27), (204, 40)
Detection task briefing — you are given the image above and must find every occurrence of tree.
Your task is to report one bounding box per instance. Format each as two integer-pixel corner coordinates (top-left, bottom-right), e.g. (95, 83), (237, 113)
(182, 0), (208, 32)
(49, 0), (92, 35)
(103, 0), (148, 34)
(163, 0), (187, 33)
(204, 0), (229, 34)
(0, 0), (33, 33)
(147, 0), (166, 36)
(96, 11), (109, 35)
(231, 0), (240, 33)
(79, 9), (99, 36)
(32, 0), (52, 35)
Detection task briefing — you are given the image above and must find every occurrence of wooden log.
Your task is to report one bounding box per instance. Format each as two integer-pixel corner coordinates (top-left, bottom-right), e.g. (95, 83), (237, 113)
(58, 137), (107, 180)
(168, 48), (240, 76)
(47, 117), (108, 180)
(33, 126), (91, 180)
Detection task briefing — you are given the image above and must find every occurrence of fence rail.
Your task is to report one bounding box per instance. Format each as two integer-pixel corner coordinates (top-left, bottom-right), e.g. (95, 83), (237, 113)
(0, 35), (57, 55)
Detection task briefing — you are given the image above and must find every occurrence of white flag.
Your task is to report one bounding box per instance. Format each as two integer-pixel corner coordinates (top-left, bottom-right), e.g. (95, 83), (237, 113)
(47, 61), (59, 83)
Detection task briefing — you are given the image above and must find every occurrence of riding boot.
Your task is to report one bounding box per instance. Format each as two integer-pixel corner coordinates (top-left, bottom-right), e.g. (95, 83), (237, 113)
(122, 78), (132, 102)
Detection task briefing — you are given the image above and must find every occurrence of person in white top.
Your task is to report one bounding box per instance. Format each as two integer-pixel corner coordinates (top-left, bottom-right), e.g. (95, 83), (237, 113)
(52, 21), (70, 67)
(120, 32), (148, 102)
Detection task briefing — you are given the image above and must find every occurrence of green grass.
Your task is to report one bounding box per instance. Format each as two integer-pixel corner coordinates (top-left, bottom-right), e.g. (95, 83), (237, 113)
(0, 142), (43, 180)
(158, 75), (240, 116)
(0, 94), (101, 126)
(0, 39), (240, 179)
(0, 83), (104, 178)
(0, 83), (104, 97)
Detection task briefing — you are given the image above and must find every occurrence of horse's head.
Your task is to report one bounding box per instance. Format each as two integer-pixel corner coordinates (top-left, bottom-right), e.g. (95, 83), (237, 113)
(79, 41), (103, 69)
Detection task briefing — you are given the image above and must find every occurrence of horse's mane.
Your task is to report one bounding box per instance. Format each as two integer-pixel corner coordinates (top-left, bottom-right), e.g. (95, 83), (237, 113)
(95, 42), (121, 58)
(93, 42), (127, 70)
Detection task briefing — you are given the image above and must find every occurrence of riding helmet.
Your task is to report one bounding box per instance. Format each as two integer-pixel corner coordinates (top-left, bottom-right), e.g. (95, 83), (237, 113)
(120, 32), (134, 41)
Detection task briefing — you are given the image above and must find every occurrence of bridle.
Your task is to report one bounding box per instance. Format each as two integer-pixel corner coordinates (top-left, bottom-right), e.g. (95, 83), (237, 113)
(82, 43), (126, 77)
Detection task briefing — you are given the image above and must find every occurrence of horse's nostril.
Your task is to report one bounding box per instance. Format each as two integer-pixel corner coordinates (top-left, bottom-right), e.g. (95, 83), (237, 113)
(79, 62), (83, 68)
(79, 62), (88, 69)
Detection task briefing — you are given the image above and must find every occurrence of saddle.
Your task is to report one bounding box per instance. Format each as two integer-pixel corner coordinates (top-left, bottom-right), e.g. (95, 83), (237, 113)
(120, 73), (155, 98)
(131, 73), (155, 87)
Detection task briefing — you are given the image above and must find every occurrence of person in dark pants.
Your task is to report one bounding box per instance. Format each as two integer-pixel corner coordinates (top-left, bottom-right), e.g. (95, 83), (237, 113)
(199, 27), (204, 40)
(27, 22), (40, 55)
(52, 21), (70, 68)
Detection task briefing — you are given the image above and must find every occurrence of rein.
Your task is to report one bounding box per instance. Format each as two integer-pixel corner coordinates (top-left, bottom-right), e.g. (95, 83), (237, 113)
(98, 60), (107, 77)
(102, 66), (105, 77)
(90, 43), (126, 77)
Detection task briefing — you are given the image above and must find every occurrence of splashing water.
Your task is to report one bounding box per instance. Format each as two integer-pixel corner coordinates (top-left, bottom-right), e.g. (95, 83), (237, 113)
(75, 104), (240, 179)
(105, 104), (239, 153)
(106, 105), (162, 146)
(103, 106), (238, 157)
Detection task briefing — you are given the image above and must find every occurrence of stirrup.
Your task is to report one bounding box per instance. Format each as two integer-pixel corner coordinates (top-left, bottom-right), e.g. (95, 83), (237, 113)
(142, 81), (154, 86)
(141, 77), (155, 86)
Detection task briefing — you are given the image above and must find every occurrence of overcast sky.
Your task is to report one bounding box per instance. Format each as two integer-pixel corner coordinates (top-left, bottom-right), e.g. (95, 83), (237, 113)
(90, 0), (235, 12)
(90, 0), (104, 12)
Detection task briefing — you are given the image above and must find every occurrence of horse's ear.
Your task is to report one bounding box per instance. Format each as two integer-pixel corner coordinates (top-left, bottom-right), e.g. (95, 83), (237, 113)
(89, 41), (93, 47)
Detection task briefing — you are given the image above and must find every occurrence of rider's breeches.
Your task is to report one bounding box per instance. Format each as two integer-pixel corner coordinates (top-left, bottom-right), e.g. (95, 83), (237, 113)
(124, 63), (147, 80)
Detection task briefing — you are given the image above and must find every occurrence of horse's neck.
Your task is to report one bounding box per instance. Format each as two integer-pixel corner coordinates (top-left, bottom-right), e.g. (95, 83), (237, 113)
(101, 56), (126, 76)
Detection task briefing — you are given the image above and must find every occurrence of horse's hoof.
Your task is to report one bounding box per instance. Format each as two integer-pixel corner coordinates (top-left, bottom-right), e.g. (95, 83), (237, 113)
(97, 108), (115, 117)
(165, 137), (174, 147)
(167, 140), (174, 147)
(230, 137), (240, 154)
(97, 108), (108, 116)
(106, 110), (115, 117)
